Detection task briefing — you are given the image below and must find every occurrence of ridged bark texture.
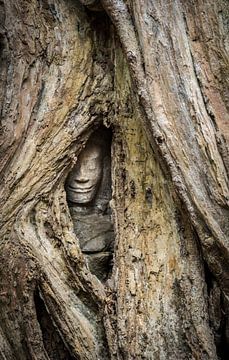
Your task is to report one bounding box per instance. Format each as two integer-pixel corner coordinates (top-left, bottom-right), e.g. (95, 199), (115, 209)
(0, 0), (228, 359)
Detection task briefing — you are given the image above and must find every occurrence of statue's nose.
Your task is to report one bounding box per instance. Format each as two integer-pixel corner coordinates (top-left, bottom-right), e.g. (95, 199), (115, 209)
(75, 176), (88, 183)
(74, 167), (89, 183)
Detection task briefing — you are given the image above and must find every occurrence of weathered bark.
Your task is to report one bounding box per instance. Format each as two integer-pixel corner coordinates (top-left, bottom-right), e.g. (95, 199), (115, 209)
(0, 0), (228, 359)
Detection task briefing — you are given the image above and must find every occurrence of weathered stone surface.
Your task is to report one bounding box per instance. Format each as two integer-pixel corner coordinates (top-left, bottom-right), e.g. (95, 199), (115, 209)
(70, 211), (114, 253)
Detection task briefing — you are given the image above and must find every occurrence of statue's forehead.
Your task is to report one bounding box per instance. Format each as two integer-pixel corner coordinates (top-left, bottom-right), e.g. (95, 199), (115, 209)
(79, 153), (101, 162)
(85, 141), (102, 150)
(79, 143), (102, 158)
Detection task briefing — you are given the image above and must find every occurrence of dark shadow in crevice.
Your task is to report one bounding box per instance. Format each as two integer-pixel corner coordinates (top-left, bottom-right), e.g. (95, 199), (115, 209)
(34, 289), (77, 360)
(219, 311), (229, 360)
(203, 261), (228, 360)
(203, 261), (213, 296)
(190, 227), (229, 359)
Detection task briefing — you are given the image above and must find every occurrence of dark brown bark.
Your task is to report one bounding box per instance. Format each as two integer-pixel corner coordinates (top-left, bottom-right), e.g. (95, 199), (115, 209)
(0, 0), (228, 359)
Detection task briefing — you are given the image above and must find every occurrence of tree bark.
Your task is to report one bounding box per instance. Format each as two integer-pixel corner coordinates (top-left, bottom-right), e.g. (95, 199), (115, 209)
(0, 0), (228, 359)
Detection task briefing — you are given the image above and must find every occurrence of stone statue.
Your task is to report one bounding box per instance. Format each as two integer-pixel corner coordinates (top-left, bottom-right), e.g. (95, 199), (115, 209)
(65, 128), (114, 281)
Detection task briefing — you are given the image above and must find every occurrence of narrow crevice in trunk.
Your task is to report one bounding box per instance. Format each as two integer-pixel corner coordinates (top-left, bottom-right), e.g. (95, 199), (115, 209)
(34, 289), (76, 360)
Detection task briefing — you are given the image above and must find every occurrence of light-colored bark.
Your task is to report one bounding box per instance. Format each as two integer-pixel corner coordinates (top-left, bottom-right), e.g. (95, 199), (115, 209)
(0, 0), (228, 359)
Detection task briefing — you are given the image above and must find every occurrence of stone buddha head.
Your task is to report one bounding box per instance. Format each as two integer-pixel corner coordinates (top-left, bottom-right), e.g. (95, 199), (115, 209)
(66, 139), (103, 204)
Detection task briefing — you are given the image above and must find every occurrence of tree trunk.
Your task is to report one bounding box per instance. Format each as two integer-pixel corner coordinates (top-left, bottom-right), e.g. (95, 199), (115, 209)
(0, 0), (228, 359)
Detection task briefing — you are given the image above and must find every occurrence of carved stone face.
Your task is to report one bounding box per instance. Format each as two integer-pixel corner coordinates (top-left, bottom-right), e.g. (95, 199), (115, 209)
(66, 142), (103, 204)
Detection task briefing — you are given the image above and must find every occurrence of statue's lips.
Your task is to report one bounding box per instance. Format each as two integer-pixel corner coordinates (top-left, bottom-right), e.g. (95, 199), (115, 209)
(68, 185), (95, 193)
